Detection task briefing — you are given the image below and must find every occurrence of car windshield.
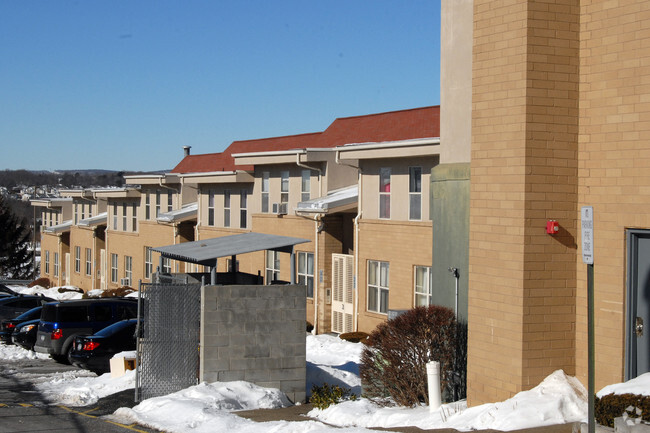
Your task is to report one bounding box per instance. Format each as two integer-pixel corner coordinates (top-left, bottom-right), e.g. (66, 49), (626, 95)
(95, 319), (136, 337)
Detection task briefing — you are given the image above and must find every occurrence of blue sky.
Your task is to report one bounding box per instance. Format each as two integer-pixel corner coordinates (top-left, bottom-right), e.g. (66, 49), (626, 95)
(1, 1), (441, 172)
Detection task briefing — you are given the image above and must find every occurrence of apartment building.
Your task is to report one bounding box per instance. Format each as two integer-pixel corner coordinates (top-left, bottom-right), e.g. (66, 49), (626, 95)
(32, 197), (72, 287)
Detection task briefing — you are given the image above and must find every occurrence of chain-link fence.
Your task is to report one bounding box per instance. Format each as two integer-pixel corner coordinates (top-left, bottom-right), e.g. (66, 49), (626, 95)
(135, 280), (202, 401)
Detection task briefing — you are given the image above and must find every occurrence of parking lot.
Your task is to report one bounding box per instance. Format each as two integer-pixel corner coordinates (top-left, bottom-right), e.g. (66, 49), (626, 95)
(0, 356), (160, 432)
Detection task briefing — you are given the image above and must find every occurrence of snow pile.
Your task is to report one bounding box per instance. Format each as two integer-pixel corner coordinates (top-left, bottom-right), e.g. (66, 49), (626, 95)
(34, 370), (135, 406)
(11, 284), (84, 301)
(306, 333), (363, 397)
(597, 372), (650, 397)
(0, 344), (49, 361)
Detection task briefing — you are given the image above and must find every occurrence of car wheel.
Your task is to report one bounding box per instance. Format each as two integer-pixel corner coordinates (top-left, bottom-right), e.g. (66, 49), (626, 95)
(51, 353), (68, 364)
(66, 344), (75, 365)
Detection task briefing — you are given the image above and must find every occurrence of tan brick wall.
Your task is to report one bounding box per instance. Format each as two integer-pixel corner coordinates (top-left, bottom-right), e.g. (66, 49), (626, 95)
(469, 0), (579, 405)
(356, 219), (432, 333)
(577, 0), (650, 389)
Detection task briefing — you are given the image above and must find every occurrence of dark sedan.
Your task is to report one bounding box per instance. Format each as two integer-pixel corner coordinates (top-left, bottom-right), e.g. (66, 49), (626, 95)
(0, 306), (43, 344)
(70, 319), (139, 374)
(12, 319), (40, 351)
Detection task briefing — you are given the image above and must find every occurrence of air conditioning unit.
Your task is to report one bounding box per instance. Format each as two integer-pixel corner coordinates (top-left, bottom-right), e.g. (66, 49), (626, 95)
(271, 202), (288, 215)
(120, 278), (131, 287)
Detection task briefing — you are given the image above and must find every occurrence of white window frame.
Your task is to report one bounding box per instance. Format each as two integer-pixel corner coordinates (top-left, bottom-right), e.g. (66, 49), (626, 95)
(54, 252), (59, 277)
(74, 246), (81, 273)
(409, 166), (422, 221)
(301, 170), (310, 202)
(240, 190), (248, 229)
(265, 250), (280, 284)
(367, 260), (389, 314)
(224, 190), (231, 228)
(379, 167), (391, 219)
(145, 192), (151, 220)
(122, 202), (127, 231)
(145, 247), (153, 280)
(208, 190), (215, 226)
(280, 170), (289, 204)
(74, 203), (78, 224)
(167, 191), (173, 212)
(45, 250), (50, 274)
(125, 256), (132, 284)
(261, 171), (270, 213)
(297, 252), (314, 298)
(414, 265), (432, 307)
(162, 257), (172, 274)
(155, 190), (161, 218)
(112, 203), (118, 230)
(111, 253), (118, 283)
(132, 203), (137, 232)
(85, 248), (92, 276)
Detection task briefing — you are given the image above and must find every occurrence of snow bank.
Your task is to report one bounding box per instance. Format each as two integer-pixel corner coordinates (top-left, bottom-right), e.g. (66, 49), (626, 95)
(597, 372), (650, 397)
(12, 284), (83, 300)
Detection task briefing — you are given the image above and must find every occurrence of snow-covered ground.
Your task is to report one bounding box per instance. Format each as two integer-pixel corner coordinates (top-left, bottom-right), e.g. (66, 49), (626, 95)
(3, 284), (649, 432)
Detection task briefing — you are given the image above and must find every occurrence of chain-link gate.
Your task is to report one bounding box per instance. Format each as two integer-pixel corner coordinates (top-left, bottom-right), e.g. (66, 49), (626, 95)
(135, 279), (202, 401)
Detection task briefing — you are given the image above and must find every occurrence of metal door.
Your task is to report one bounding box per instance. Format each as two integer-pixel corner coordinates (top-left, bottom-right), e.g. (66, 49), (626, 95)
(626, 230), (650, 379)
(331, 254), (354, 334)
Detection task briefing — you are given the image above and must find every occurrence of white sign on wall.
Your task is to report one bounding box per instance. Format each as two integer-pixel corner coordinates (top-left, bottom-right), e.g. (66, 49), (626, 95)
(581, 206), (594, 265)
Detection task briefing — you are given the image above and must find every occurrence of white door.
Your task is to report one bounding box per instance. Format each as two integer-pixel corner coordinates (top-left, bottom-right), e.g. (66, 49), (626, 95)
(100, 249), (106, 290)
(331, 254), (354, 334)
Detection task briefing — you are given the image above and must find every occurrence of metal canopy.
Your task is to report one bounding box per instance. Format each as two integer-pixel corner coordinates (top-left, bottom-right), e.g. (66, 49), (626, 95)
(152, 232), (310, 267)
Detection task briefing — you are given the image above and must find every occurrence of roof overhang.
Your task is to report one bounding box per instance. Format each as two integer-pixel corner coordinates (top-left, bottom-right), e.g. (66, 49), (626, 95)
(153, 232), (310, 267)
(31, 198), (72, 209)
(157, 203), (198, 223)
(336, 137), (441, 160)
(295, 185), (358, 214)
(58, 189), (95, 199)
(177, 171), (254, 184)
(123, 173), (180, 185)
(78, 212), (108, 227)
(92, 188), (141, 199)
(233, 149), (332, 166)
(44, 220), (73, 234)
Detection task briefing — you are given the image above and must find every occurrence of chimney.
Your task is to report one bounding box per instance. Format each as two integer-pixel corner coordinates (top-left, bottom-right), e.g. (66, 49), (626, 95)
(183, 146), (191, 157)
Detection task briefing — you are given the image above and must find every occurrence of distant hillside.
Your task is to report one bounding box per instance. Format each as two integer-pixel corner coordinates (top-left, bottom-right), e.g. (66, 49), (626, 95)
(0, 169), (166, 190)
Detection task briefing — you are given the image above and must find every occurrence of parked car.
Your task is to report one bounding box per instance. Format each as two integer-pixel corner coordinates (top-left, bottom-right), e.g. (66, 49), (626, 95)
(12, 319), (39, 351)
(0, 295), (54, 321)
(70, 319), (139, 374)
(34, 298), (138, 364)
(0, 306), (43, 344)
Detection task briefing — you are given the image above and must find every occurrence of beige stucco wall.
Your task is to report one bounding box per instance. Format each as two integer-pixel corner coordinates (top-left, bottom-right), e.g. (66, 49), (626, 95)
(356, 219), (432, 333)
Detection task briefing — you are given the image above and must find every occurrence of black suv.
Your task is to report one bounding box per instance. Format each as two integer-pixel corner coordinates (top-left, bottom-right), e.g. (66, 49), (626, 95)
(34, 298), (138, 363)
(0, 295), (54, 321)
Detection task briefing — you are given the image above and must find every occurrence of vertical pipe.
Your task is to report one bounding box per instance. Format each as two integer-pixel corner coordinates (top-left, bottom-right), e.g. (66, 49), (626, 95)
(588, 263), (595, 433)
(427, 361), (441, 411)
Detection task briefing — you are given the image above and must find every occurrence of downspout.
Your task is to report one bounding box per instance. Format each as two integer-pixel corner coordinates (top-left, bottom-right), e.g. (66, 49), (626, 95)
(92, 228), (97, 291)
(335, 150), (362, 332)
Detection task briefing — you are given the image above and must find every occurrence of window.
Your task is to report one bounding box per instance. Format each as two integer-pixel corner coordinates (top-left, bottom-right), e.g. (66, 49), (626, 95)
(367, 260), (389, 314)
(379, 167), (391, 219)
(111, 253), (118, 283)
(113, 203), (118, 230)
(45, 251), (50, 274)
(155, 190), (161, 218)
(162, 257), (171, 274)
(145, 192), (150, 220)
(414, 266), (432, 306)
(265, 251), (280, 284)
(74, 203), (78, 224)
(132, 203), (137, 232)
(301, 170), (310, 202)
(74, 246), (81, 273)
(240, 190), (248, 229)
(54, 252), (60, 277)
(208, 190), (215, 226)
(122, 202), (127, 230)
(145, 247), (153, 280)
(125, 256), (132, 284)
(280, 170), (289, 204)
(226, 258), (239, 273)
(85, 248), (92, 276)
(80, 203), (85, 220)
(224, 190), (231, 228)
(167, 191), (173, 212)
(261, 171), (270, 213)
(298, 252), (314, 298)
(409, 167), (422, 220)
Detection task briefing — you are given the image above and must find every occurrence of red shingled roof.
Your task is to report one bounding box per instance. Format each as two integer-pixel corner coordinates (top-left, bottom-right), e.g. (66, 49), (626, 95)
(170, 106), (439, 174)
